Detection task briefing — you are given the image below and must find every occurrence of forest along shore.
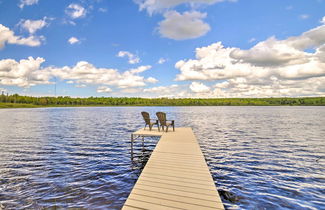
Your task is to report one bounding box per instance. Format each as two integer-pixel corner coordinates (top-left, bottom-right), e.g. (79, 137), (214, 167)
(0, 94), (325, 108)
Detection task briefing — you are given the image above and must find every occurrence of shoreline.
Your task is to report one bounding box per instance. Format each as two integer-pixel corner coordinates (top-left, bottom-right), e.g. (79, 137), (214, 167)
(1, 95), (324, 108)
(1, 102), (324, 109)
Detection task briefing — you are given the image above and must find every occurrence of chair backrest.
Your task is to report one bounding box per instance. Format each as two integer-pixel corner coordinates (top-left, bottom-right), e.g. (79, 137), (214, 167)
(141, 112), (150, 124)
(156, 112), (167, 126)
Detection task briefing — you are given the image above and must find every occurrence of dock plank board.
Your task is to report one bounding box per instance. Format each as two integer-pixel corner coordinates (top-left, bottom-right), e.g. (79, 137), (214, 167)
(123, 127), (224, 210)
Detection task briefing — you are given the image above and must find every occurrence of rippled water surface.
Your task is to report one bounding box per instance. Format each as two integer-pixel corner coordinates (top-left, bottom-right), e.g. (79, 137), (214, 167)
(0, 106), (324, 209)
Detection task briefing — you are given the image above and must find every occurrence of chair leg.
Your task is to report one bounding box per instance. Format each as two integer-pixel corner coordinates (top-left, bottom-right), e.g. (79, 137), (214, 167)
(166, 125), (169, 132)
(173, 124), (175, 131)
(144, 124), (147, 130)
(149, 124), (152, 131)
(157, 124), (160, 131)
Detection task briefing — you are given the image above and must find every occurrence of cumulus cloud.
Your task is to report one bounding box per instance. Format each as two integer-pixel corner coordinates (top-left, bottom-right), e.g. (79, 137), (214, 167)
(0, 57), (51, 87)
(129, 65), (151, 73)
(211, 76), (325, 98)
(97, 86), (112, 93)
(158, 57), (166, 64)
(134, 0), (232, 14)
(50, 62), (154, 88)
(146, 77), (158, 83)
(229, 25), (325, 68)
(229, 37), (309, 67)
(98, 8), (107, 13)
(63, 20), (77, 26)
(189, 81), (210, 93)
(321, 16), (325, 24)
(18, 17), (49, 34)
(68, 37), (80, 44)
(143, 84), (188, 97)
(19, 0), (38, 9)
(144, 84), (178, 93)
(0, 57), (157, 90)
(75, 84), (87, 88)
(175, 22), (325, 97)
(158, 10), (210, 40)
(65, 4), (87, 19)
(0, 24), (44, 49)
(248, 38), (256, 43)
(117, 51), (140, 64)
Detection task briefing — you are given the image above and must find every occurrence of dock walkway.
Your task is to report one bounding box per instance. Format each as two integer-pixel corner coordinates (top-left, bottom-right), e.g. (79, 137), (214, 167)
(123, 127), (224, 210)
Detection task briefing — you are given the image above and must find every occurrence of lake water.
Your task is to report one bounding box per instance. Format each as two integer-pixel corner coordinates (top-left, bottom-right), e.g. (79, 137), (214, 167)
(0, 106), (324, 209)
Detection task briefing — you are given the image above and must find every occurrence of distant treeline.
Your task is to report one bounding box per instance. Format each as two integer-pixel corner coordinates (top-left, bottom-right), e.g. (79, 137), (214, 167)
(0, 93), (325, 107)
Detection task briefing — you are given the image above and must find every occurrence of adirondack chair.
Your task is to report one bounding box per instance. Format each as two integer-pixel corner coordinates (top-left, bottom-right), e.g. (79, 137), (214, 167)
(156, 112), (175, 132)
(141, 112), (159, 131)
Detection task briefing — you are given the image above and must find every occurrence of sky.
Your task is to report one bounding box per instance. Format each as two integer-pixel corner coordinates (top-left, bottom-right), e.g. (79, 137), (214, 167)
(0, 0), (324, 98)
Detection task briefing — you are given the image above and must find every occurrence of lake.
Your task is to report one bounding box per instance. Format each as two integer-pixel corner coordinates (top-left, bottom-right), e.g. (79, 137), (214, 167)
(0, 106), (324, 209)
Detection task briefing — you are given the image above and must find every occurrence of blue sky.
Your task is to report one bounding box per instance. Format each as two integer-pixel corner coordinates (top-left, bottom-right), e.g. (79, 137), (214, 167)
(0, 0), (324, 98)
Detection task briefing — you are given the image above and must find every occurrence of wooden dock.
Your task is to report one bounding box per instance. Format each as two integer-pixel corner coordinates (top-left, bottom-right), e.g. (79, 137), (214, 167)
(123, 127), (224, 210)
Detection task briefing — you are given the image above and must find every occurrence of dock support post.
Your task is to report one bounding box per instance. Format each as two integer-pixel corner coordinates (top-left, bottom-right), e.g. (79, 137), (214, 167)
(142, 136), (144, 148)
(131, 134), (134, 160)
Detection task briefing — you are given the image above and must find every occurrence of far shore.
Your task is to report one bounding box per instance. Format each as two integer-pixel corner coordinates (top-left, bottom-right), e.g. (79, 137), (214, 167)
(1, 102), (325, 109)
(1, 94), (324, 108)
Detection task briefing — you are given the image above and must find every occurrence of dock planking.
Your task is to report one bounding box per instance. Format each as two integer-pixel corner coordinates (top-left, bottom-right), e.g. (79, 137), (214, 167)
(123, 127), (224, 210)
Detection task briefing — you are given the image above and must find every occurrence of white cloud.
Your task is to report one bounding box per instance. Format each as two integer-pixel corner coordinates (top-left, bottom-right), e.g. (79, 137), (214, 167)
(230, 37), (309, 67)
(144, 84), (178, 93)
(98, 8), (107, 13)
(63, 19), (76, 26)
(158, 57), (166, 64)
(300, 14), (309, 20)
(321, 16), (325, 24)
(120, 88), (142, 94)
(189, 81), (210, 93)
(19, 0), (38, 9)
(117, 51), (140, 64)
(130, 65), (151, 73)
(158, 10), (210, 40)
(211, 76), (325, 98)
(75, 84), (87, 88)
(146, 77), (158, 83)
(18, 17), (49, 34)
(134, 0), (233, 14)
(143, 84), (187, 97)
(0, 24), (44, 49)
(248, 38), (256, 43)
(97, 86), (112, 93)
(230, 24), (325, 67)
(65, 4), (87, 19)
(68, 37), (80, 44)
(0, 56), (157, 90)
(175, 22), (325, 97)
(50, 62), (154, 88)
(0, 57), (51, 87)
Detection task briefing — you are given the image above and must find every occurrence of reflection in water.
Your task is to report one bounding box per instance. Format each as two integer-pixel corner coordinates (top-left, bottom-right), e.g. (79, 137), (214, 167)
(0, 106), (324, 209)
